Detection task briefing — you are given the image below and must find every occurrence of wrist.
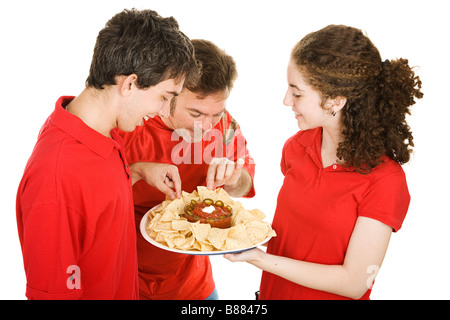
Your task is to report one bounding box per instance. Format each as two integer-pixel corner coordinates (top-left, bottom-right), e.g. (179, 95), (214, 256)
(223, 169), (252, 197)
(249, 248), (266, 267)
(129, 162), (143, 185)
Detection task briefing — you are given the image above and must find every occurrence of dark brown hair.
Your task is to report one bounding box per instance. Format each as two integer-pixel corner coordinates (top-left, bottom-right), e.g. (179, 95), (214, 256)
(184, 39), (238, 97)
(292, 25), (423, 172)
(86, 8), (199, 90)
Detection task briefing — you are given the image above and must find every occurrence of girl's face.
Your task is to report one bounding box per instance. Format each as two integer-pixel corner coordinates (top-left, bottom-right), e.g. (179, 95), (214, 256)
(283, 59), (332, 130)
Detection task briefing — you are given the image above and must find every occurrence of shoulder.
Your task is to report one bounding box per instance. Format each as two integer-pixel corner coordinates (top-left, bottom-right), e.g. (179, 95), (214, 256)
(358, 158), (410, 231)
(19, 134), (88, 209)
(369, 156), (407, 183)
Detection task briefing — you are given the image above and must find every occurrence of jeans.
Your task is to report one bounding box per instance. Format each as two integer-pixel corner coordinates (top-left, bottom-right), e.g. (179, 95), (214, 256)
(205, 288), (219, 300)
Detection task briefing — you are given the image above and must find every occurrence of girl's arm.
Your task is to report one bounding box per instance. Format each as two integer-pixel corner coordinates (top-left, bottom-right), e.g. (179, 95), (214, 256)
(224, 216), (392, 299)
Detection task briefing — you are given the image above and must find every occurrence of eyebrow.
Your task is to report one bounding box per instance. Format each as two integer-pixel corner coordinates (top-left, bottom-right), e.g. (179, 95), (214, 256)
(187, 107), (226, 117)
(289, 84), (304, 92)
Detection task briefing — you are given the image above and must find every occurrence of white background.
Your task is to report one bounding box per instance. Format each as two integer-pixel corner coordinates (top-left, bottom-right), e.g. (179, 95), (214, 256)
(1, 0), (448, 300)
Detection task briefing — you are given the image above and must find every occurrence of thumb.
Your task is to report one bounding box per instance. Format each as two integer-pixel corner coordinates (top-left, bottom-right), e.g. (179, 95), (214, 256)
(236, 158), (245, 169)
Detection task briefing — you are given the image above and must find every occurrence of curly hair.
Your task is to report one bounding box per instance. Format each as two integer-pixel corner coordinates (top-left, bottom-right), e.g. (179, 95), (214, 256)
(291, 25), (423, 173)
(86, 8), (199, 90)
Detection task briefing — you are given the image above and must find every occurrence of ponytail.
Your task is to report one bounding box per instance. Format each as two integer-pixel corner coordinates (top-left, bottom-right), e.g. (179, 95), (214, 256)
(376, 58), (423, 165)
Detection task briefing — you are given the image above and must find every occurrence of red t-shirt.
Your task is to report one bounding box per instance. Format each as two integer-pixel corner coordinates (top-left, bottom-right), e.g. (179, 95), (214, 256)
(16, 96), (138, 300)
(259, 128), (410, 300)
(119, 113), (255, 299)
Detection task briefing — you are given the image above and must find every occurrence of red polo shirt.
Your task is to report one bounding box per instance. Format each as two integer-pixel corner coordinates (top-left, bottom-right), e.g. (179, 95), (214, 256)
(259, 128), (410, 300)
(119, 113), (255, 299)
(16, 96), (138, 300)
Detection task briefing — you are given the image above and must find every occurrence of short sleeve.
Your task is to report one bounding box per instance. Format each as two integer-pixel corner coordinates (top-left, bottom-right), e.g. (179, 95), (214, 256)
(358, 171), (410, 232)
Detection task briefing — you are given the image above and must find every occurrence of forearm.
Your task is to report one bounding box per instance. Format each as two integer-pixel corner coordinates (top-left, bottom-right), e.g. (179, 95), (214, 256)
(226, 218), (392, 299)
(249, 250), (369, 299)
(223, 169), (252, 197)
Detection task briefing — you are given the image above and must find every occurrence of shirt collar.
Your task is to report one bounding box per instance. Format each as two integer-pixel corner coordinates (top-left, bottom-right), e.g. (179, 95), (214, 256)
(295, 127), (355, 172)
(51, 96), (123, 159)
(148, 115), (174, 131)
(296, 127), (322, 149)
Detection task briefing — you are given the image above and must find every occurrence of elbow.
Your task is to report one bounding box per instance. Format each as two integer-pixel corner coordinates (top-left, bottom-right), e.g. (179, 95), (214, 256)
(344, 281), (372, 300)
(338, 267), (376, 300)
(347, 288), (369, 300)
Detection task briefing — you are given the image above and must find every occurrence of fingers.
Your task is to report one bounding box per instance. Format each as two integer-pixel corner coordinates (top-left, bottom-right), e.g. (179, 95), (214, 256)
(154, 178), (178, 200)
(236, 158), (245, 170)
(223, 247), (262, 263)
(206, 158), (244, 190)
(223, 253), (237, 261)
(206, 158), (232, 189)
(165, 167), (182, 198)
(138, 162), (181, 199)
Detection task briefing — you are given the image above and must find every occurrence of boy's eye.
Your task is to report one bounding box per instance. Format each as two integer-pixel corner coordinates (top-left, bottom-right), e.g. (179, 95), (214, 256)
(214, 111), (225, 118)
(190, 113), (201, 118)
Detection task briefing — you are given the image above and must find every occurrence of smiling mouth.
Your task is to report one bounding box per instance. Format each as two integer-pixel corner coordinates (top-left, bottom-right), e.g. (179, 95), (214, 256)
(143, 114), (155, 121)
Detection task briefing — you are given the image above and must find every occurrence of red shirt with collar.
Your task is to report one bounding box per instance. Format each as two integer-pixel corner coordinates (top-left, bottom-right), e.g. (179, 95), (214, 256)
(259, 128), (410, 300)
(16, 96), (138, 300)
(118, 113), (255, 300)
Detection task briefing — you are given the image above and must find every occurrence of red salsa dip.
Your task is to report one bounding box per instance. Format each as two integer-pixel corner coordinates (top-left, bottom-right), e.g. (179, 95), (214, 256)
(184, 198), (233, 229)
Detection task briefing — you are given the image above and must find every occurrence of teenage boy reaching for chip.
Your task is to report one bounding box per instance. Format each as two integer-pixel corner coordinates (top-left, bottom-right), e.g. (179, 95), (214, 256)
(16, 9), (198, 300)
(119, 39), (255, 300)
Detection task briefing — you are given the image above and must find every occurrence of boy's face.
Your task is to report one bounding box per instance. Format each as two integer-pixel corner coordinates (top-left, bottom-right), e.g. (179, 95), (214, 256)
(163, 89), (227, 142)
(118, 77), (184, 132)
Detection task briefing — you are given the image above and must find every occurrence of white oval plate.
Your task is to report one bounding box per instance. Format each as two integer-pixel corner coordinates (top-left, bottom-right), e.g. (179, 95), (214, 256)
(140, 208), (272, 256)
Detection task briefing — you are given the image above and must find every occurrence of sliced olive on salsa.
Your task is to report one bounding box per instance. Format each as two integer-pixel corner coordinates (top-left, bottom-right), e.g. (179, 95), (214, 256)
(184, 204), (194, 216)
(214, 200), (224, 207)
(203, 198), (214, 206)
(190, 199), (198, 206)
(225, 205), (232, 213)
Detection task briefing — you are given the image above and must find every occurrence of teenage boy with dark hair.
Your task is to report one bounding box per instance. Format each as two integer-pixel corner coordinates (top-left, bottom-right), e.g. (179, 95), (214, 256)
(16, 8), (198, 300)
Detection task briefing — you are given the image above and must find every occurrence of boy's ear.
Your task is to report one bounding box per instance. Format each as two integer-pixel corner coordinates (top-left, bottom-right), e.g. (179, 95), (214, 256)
(118, 74), (138, 97)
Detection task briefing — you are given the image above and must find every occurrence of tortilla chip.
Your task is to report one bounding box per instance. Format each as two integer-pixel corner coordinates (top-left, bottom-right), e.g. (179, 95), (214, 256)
(249, 208), (266, 220)
(172, 219), (191, 231)
(164, 198), (185, 216)
(245, 220), (270, 243)
(233, 208), (258, 225)
(190, 222), (211, 242)
(223, 224), (253, 250)
(195, 240), (215, 251)
(176, 235), (195, 250)
(207, 228), (230, 250)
